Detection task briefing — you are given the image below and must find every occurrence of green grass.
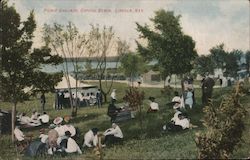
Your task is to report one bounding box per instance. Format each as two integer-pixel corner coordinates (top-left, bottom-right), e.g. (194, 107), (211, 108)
(0, 82), (249, 159)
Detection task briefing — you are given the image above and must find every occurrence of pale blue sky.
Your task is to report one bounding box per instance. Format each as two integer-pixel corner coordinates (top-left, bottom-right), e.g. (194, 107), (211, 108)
(8, 0), (250, 55)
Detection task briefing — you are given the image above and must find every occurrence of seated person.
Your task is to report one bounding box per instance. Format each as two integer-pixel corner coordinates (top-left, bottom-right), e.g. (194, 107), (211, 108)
(172, 91), (181, 109)
(20, 113), (41, 126)
(54, 117), (65, 137)
(107, 99), (121, 123)
(64, 131), (82, 154)
(83, 128), (99, 148)
(14, 125), (26, 142)
(14, 126), (31, 150)
(39, 128), (48, 144)
(170, 108), (182, 123)
(38, 112), (50, 124)
(102, 123), (123, 146)
(147, 97), (159, 113)
(31, 110), (39, 121)
(163, 113), (190, 132)
(19, 113), (32, 125)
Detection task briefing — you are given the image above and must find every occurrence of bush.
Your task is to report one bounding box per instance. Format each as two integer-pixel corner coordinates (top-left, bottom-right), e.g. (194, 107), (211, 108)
(195, 83), (247, 159)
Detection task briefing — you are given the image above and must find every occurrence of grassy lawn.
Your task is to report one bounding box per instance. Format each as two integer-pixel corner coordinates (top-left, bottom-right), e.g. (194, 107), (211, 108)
(0, 82), (249, 159)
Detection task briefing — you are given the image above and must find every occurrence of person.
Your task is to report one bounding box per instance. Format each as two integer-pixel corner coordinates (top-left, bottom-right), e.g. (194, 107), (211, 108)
(163, 113), (190, 132)
(14, 126), (31, 152)
(89, 92), (96, 106)
(202, 76), (215, 105)
(48, 129), (59, 154)
(54, 117), (65, 137)
(39, 128), (48, 144)
(102, 123), (123, 146)
(82, 128), (99, 148)
(170, 108), (182, 123)
(58, 92), (64, 110)
(64, 131), (82, 154)
(62, 116), (76, 138)
(96, 89), (103, 108)
(107, 99), (121, 123)
(19, 113), (32, 125)
(110, 89), (116, 101)
(14, 125), (26, 142)
(147, 97), (159, 113)
(38, 112), (50, 124)
(185, 89), (193, 109)
(171, 92), (181, 109)
(40, 93), (46, 111)
(31, 110), (39, 121)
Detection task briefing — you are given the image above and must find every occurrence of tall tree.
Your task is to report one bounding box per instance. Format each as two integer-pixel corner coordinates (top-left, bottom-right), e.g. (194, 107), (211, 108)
(194, 55), (215, 76)
(43, 22), (89, 116)
(136, 10), (197, 85)
(0, 1), (62, 141)
(246, 50), (250, 76)
(210, 43), (227, 69)
(120, 53), (145, 84)
(87, 25), (129, 102)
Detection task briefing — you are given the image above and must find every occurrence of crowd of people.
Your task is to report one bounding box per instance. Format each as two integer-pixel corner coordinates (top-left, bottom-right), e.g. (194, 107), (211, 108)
(14, 79), (212, 158)
(54, 89), (103, 110)
(14, 113), (124, 157)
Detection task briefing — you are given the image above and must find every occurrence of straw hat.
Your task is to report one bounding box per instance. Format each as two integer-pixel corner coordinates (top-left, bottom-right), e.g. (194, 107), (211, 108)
(53, 117), (63, 125)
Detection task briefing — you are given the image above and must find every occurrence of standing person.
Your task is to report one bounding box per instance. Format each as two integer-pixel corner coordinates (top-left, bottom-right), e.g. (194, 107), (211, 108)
(110, 89), (116, 101)
(107, 99), (121, 123)
(58, 92), (64, 110)
(102, 123), (123, 147)
(40, 93), (46, 111)
(202, 76), (215, 105)
(96, 89), (102, 108)
(185, 89), (193, 109)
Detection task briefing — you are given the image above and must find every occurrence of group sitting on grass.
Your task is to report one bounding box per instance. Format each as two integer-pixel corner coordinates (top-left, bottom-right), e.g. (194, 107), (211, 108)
(17, 110), (50, 127)
(14, 113), (124, 157)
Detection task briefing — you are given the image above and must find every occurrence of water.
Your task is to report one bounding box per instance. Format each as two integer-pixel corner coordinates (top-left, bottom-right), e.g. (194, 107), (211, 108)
(42, 61), (120, 73)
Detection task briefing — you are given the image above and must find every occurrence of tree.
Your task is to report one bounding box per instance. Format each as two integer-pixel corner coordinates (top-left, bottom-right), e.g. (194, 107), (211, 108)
(0, 1), (63, 141)
(210, 44), (240, 77)
(120, 53), (145, 84)
(43, 22), (89, 116)
(210, 43), (227, 69)
(196, 83), (246, 159)
(224, 50), (241, 77)
(245, 50), (250, 76)
(194, 55), (215, 76)
(136, 10), (197, 85)
(87, 25), (129, 102)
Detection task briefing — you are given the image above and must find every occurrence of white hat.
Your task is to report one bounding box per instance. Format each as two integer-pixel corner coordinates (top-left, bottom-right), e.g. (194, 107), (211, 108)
(53, 117), (63, 125)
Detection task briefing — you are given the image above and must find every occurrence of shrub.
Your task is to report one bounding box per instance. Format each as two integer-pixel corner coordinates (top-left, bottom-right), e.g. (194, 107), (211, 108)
(195, 83), (247, 159)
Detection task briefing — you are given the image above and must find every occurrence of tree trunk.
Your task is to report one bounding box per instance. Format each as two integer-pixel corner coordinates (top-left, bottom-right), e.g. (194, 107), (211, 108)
(11, 102), (17, 142)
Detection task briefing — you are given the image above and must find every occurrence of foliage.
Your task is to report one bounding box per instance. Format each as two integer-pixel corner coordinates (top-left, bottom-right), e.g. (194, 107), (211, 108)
(123, 87), (145, 132)
(209, 44), (240, 77)
(194, 55), (215, 76)
(136, 9), (197, 79)
(245, 50), (250, 75)
(123, 87), (145, 111)
(0, 0), (63, 140)
(87, 24), (129, 102)
(196, 83), (247, 159)
(43, 22), (89, 116)
(120, 53), (145, 82)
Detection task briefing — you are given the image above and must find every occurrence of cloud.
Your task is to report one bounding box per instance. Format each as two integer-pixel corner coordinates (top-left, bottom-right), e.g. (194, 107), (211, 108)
(7, 0), (250, 55)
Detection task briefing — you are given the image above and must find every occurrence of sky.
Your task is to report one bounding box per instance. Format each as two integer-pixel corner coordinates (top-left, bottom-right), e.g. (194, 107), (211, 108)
(8, 0), (250, 56)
